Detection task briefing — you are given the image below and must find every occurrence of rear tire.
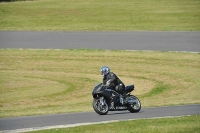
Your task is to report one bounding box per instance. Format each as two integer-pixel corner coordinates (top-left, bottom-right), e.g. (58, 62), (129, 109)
(127, 95), (141, 113)
(92, 97), (109, 115)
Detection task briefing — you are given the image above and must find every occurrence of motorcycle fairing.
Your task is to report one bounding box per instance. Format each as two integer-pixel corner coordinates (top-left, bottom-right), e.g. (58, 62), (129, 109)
(92, 86), (120, 101)
(96, 89), (112, 99)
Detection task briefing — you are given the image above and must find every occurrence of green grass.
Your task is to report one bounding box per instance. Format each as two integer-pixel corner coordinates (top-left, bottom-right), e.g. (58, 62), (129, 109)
(141, 84), (171, 98)
(0, 49), (199, 118)
(0, 0), (200, 31)
(26, 115), (200, 133)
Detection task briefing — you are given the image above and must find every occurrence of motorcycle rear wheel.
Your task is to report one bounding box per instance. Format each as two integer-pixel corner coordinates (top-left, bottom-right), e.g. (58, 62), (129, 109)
(92, 97), (109, 115)
(127, 95), (141, 113)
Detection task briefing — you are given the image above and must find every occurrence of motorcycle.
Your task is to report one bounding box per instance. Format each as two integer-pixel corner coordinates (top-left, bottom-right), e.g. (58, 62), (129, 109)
(92, 83), (141, 115)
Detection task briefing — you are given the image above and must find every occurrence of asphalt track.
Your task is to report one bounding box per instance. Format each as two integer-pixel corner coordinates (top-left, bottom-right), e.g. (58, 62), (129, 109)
(0, 105), (199, 133)
(0, 31), (200, 52)
(0, 31), (200, 132)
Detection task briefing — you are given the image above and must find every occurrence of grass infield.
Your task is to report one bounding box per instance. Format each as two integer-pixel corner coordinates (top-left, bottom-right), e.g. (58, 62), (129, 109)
(0, 49), (199, 118)
(0, 0), (200, 31)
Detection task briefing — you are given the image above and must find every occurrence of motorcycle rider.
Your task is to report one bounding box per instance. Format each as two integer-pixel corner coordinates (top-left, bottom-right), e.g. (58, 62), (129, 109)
(100, 66), (126, 104)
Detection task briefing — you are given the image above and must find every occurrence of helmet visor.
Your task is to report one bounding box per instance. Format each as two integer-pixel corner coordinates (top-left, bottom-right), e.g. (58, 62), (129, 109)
(100, 69), (105, 76)
(100, 70), (103, 76)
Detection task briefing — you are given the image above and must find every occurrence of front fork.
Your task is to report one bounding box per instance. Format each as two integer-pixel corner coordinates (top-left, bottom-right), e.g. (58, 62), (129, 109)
(100, 96), (105, 105)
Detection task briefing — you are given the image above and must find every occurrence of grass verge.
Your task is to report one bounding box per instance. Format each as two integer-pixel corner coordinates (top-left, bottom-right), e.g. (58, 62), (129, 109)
(0, 0), (200, 31)
(26, 115), (200, 133)
(0, 49), (199, 118)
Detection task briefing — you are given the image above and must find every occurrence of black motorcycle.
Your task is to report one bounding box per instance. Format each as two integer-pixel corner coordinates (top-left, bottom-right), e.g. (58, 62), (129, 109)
(92, 83), (141, 115)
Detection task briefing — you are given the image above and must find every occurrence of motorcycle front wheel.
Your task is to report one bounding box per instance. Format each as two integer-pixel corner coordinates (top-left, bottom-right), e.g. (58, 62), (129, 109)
(92, 97), (109, 115)
(127, 95), (141, 113)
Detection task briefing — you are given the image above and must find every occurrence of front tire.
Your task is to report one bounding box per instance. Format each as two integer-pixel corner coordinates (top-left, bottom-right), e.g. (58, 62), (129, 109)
(127, 95), (141, 113)
(92, 97), (109, 115)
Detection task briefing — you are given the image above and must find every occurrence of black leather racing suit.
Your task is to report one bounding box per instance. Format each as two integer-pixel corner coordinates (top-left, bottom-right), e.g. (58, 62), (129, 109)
(103, 72), (125, 94)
